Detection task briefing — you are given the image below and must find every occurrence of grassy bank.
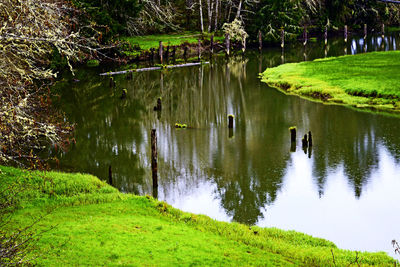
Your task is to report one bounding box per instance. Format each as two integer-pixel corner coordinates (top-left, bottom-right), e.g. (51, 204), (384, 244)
(122, 32), (224, 50)
(261, 51), (400, 113)
(120, 32), (225, 58)
(1, 166), (397, 266)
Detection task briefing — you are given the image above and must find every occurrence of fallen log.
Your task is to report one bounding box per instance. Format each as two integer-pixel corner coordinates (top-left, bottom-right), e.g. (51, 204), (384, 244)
(99, 62), (210, 76)
(378, 0), (400, 3)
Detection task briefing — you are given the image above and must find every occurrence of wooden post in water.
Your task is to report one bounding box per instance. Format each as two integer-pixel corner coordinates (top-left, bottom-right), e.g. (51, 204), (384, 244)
(183, 46), (188, 60)
(228, 114), (234, 128)
(159, 41), (163, 64)
(165, 46), (170, 60)
(228, 128), (234, 139)
(121, 89), (127, 99)
(225, 33), (230, 56)
(308, 131), (313, 147)
(303, 25), (308, 46)
(172, 46), (176, 58)
(364, 24), (367, 40)
(108, 165), (113, 186)
(151, 129), (158, 190)
(258, 30), (262, 52)
(154, 97), (162, 111)
(290, 127), (296, 143)
(150, 48), (155, 61)
(324, 25), (328, 46)
(210, 35), (214, 54)
(109, 77), (115, 88)
(302, 134), (308, 148)
(198, 39), (202, 60)
(290, 127), (296, 152)
(344, 25), (348, 43)
(126, 72), (133, 80)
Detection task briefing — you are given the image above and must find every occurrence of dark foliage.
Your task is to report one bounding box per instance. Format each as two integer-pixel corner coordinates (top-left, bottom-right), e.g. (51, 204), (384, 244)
(72, 0), (142, 38)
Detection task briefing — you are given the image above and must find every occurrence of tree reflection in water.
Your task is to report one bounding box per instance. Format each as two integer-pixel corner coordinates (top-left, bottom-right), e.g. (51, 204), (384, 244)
(51, 35), (400, 227)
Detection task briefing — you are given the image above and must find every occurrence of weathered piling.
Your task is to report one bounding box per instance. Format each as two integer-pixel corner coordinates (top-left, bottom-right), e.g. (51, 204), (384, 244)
(308, 131), (313, 147)
(172, 46), (176, 59)
(289, 127), (296, 143)
(183, 46), (188, 60)
(210, 35), (214, 54)
(159, 41), (163, 64)
(154, 97), (162, 111)
(126, 72), (133, 80)
(165, 46), (170, 60)
(324, 25), (328, 46)
(198, 39), (202, 60)
(228, 114), (234, 128)
(303, 25), (308, 46)
(290, 127), (297, 152)
(225, 33), (230, 56)
(109, 77), (115, 88)
(150, 48), (155, 61)
(258, 30), (262, 52)
(302, 134), (308, 148)
(151, 129), (158, 189)
(121, 89), (127, 99)
(364, 24), (367, 39)
(290, 142), (296, 152)
(228, 128), (234, 139)
(344, 25), (348, 43)
(108, 165), (113, 186)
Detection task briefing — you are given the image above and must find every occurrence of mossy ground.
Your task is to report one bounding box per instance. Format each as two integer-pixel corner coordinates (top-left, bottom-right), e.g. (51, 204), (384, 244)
(120, 32), (225, 58)
(261, 51), (400, 113)
(1, 166), (397, 266)
(121, 32), (224, 50)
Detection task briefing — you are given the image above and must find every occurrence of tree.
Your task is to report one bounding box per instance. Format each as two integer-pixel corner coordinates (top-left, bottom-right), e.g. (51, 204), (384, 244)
(72, 0), (142, 37)
(0, 0), (104, 166)
(250, 0), (304, 43)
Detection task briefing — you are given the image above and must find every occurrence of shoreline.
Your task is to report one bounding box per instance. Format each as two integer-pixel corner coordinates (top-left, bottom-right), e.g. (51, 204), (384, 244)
(261, 51), (400, 117)
(2, 165), (397, 265)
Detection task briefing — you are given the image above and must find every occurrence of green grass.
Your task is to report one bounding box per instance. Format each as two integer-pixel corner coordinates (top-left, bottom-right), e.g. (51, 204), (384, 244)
(1, 166), (397, 266)
(261, 51), (400, 112)
(121, 32), (224, 51)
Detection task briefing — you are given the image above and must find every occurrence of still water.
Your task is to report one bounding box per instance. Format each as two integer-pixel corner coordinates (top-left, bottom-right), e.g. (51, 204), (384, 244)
(50, 34), (400, 256)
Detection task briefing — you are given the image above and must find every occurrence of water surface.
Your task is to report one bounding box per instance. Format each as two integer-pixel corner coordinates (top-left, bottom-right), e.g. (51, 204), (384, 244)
(50, 34), (400, 257)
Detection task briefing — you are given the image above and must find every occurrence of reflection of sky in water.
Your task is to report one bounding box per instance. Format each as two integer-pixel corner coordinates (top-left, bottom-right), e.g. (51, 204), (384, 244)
(260, 144), (400, 257)
(163, 142), (400, 257)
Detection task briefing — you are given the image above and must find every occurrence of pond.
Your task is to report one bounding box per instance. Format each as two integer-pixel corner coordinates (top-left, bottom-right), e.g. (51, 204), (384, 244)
(49, 33), (400, 257)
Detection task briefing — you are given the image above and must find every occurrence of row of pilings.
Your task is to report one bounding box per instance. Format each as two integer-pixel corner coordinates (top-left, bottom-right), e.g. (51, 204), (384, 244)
(141, 23), (387, 63)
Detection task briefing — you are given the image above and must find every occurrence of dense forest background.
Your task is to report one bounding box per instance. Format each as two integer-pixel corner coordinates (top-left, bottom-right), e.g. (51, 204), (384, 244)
(72, 0), (400, 42)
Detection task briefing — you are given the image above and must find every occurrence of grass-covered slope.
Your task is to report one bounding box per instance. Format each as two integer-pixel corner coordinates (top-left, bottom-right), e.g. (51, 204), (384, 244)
(261, 51), (400, 113)
(1, 166), (397, 266)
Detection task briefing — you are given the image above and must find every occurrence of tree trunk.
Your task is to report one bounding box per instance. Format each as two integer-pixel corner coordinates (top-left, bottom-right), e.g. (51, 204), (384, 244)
(199, 0), (204, 32)
(207, 0), (212, 32)
(214, 0), (219, 31)
(236, 0), (242, 18)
